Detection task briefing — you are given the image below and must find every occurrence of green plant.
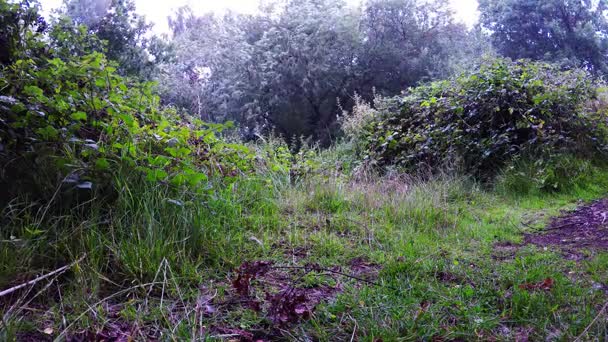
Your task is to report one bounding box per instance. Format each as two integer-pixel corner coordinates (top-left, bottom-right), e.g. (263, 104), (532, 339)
(497, 155), (608, 195)
(0, 52), (263, 208)
(360, 58), (608, 179)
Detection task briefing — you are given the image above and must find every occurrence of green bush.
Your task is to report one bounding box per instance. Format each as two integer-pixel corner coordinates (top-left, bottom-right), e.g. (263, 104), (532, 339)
(0, 52), (269, 208)
(360, 58), (608, 179)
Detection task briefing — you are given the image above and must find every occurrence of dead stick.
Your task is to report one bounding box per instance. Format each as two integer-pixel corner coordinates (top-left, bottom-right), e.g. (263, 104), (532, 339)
(271, 266), (408, 293)
(545, 222), (579, 231)
(574, 300), (608, 342)
(0, 255), (85, 298)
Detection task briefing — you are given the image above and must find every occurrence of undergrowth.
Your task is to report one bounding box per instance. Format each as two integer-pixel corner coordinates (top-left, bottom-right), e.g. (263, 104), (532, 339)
(2, 158), (608, 340)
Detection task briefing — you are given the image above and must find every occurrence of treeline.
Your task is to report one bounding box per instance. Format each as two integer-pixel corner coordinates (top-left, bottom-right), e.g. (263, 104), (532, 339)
(3, 0), (608, 144)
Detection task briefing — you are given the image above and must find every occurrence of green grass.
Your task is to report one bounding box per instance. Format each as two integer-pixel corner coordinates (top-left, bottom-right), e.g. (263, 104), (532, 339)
(1, 163), (608, 341)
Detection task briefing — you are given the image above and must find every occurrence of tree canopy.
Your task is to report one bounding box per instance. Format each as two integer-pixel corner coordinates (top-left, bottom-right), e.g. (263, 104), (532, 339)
(478, 0), (608, 73)
(159, 0), (479, 143)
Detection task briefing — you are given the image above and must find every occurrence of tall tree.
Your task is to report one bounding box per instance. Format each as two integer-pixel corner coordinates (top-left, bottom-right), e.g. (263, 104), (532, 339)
(58, 0), (161, 78)
(355, 0), (470, 101)
(0, 0), (47, 66)
(159, 0), (472, 142)
(478, 0), (608, 74)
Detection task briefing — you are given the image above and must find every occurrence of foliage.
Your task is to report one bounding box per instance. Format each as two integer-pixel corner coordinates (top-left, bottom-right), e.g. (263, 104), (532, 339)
(4, 1), (608, 340)
(358, 0), (470, 89)
(59, 0), (166, 79)
(478, 0), (608, 74)
(159, 0), (473, 143)
(0, 0), (47, 66)
(497, 155), (608, 194)
(0, 49), (269, 207)
(359, 58), (608, 178)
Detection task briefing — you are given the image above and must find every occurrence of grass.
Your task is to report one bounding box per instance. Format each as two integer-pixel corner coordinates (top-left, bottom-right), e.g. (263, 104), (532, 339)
(1, 157), (608, 341)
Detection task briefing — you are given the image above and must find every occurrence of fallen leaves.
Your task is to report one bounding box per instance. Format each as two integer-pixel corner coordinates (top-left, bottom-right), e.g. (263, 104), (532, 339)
(230, 260), (342, 325)
(519, 278), (555, 291)
(267, 285), (341, 324)
(232, 260), (274, 297)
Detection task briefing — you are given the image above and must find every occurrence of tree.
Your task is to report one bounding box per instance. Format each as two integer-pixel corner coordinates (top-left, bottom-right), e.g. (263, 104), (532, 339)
(58, 0), (162, 78)
(358, 0), (467, 95)
(158, 0), (472, 143)
(0, 0), (47, 66)
(478, 0), (608, 74)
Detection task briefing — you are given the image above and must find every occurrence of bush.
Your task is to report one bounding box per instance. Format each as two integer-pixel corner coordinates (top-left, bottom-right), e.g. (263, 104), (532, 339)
(0, 52), (267, 209)
(359, 58), (608, 179)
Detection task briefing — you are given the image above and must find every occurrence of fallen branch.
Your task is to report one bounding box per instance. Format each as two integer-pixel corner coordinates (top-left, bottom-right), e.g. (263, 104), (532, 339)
(574, 300), (608, 342)
(545, 222), (579, 231)
(272, 265), (408, 293)
(0, 255), (86, 298)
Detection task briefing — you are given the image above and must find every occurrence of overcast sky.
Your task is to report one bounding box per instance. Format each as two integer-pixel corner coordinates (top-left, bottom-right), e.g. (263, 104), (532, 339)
(40, 0), (480, 34)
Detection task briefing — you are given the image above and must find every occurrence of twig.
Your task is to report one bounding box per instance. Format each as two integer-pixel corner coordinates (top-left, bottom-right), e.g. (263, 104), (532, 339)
(0, 255), (86, 298)
(54, 281), (165, 342)
(545, 222), (579, 231)
(574, 300), (608, 342)
(271, 265), (408, 293)
(349, 317), (358, 342)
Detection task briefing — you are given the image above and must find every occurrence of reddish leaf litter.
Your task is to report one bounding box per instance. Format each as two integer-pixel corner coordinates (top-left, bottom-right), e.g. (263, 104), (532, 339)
(207, 258), (382, 340)
(524, 198), (608, 259)
(266, 285), (341, 324)
(231, 261), (342, 325)
(349, 257), (381, 280)
(518, 278), (555, 292)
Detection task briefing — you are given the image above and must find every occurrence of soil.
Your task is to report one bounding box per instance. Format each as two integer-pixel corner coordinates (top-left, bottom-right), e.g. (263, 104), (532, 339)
(524, 198), (608, 258)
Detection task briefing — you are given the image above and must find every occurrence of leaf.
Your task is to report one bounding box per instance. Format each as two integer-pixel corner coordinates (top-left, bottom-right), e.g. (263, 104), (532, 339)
(146, 169), (168, 182)
(0, 95), (17, 105)
(24, 85), (44, 99)
(519, 278), (554, 291)
(165, 147), (191, 158)
(166, 199), (184, 206)
(76, 181), (93, 190)
(70, 111), (87, 121)
(35, 125), (58, 140)
(95, 158), (110, 170)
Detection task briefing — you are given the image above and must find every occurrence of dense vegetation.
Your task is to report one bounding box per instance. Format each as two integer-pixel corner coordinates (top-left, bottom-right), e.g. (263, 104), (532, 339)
(1, 0), (608, 340)
(358, 59), (608, 181)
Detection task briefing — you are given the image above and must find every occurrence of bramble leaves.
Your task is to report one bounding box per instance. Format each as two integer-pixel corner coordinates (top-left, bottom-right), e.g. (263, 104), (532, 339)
(361, 58), (608, 179)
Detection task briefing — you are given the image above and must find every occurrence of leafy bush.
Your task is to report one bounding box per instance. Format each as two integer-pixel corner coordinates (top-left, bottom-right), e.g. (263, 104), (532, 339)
(360, 58), (608, 178)
(0, 52), (266, 208)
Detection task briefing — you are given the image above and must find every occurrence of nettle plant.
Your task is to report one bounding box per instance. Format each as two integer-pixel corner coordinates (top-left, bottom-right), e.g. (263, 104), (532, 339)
(362, 58), (608, 179)
(0, 52), (258, 205)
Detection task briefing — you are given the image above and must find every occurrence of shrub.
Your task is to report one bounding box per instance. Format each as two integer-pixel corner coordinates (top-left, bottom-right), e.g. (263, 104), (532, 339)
(0, 52), (262, 208)
(360, 58), (608, 179)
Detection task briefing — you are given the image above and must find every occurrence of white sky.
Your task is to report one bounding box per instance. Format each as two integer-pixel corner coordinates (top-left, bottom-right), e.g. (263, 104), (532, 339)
(40, 0), (479, 34)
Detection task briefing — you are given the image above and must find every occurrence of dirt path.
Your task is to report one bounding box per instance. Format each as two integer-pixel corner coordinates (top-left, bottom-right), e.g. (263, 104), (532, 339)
(525, 198), (608, 259)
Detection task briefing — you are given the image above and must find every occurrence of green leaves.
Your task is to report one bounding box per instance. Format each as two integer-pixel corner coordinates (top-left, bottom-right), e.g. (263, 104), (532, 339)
(165, 147), (191, 159)
(362, 58), (607, 179)
(0, 23), (280, 210)
(146, 168), (168, 182)
(24, 85), (46, 101)
(95, 158), (110, 170)
(35, 125), (59, 140)
(70, 111), (87, 121)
